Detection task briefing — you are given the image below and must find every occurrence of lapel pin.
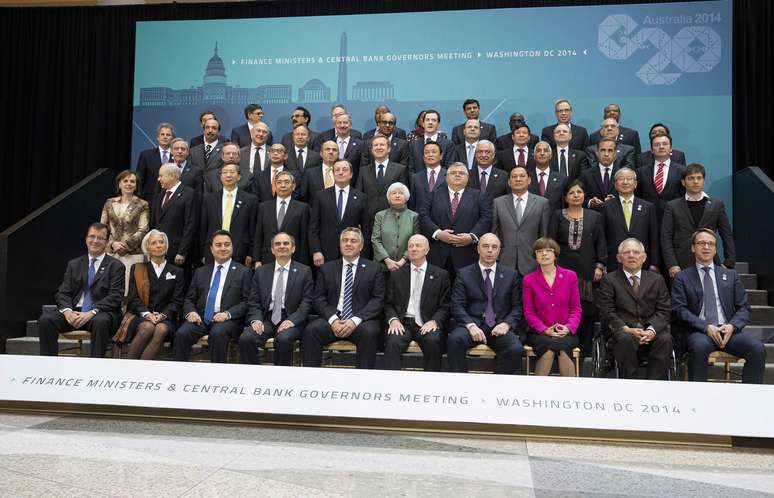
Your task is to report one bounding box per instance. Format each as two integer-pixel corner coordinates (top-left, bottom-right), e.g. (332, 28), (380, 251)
(707, 200), (712, 205)
(231, 265), (236, 270)
(360, 263), (366, 268)
(292, 268), (298, 272)
(353, 195), (358, 200)
(429, 275), (434, 280)
(722, 274), (727, 281)
(499, 273), (504, 279)
(637, 205), (642, 211)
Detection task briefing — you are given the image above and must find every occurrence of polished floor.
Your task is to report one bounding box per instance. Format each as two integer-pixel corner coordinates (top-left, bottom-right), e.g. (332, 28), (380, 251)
(0, 412), (772, 497)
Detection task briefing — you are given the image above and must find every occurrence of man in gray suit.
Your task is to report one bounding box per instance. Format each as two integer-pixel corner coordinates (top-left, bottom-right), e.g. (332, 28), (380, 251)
(190, 117), (227, 189)
(202, 142), (240, 193)
(492, 165), (550, 276)
(238, 122), (272, 190)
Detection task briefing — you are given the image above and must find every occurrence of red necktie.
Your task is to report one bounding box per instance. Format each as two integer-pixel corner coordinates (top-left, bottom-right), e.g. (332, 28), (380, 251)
(655, 162), (665, 194)
(517, 148), (525, 166)
(450, 191), (460, 217)
(161, 190), (172, 209)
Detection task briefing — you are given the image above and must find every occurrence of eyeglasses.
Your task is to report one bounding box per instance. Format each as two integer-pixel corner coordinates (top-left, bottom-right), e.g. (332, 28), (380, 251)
(694, 241), (716, 247)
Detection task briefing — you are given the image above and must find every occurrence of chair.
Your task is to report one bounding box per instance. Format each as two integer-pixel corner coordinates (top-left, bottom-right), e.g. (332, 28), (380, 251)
(592, 325), (677, 380)
(684, 351), (745, 383)
(323, 340), (358, 367)
(58, 330), (91, 356)
(524, 345), (582, 377)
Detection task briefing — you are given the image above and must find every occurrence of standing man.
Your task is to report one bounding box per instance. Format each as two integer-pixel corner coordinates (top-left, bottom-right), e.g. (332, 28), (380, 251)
(38, 223), (125, 357)
(551, 123), (587, 180)
(383, 234), (450, 371)
(596, 238), (673, 380)
(231, 103), (274, 148)
(497, 123), (534, 173)
(588, 104), (642, 155)
(451, 98), (497, 144)
(363, 105), (407, 140)
(173, 230), (252, 362)
(466, 140), (508, 203)
(636, 133), (685, 224)
(284, 124), (322, 174)
(280, 106), (319, 151)
(312, 104), (362, 150)
(672, 229), (764, 383)
(579, 138), (620, 209)
(239, 232), (314, 366)
(454, 118), (482, 171)
(300, 140), (338, 203)
(639, 125), (687, 170)
(447, 233), (524, 374)
(541, 99), (589, 150)
(252, 143), (299, 203)
(361, 112), (409, 165)
(170, 138), (204, 195)
(302, 228), (385, 368)
(136, 123), (175, 203)
(151, 164), (197, 267)
(585, 119), (636, 171)
(496, 113), (539, 151)
(407, 141), (447, 211)
(355, 135), (410, 219)
(189, 117), (227, 184)
(190, 110), (226, 148)
(238, 122), (271, 190)
(528, 141), (568, 211)
(202, 142), (241, 193)
(407, 110), (456, 172)
(492, 166), (550, 276)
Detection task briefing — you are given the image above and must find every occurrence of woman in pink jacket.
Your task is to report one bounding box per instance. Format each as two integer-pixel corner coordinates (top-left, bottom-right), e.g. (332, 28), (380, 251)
(522, 237), (582, 376)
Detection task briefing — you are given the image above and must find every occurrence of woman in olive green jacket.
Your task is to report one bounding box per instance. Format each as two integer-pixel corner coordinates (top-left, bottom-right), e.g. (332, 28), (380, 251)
(372, 182), (420, 273)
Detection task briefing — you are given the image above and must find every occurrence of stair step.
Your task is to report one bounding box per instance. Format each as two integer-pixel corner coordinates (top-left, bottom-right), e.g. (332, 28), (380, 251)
(750, 305), (774, 326)
(735, 262), (750, 274)
(740, 274), (757, 290)
(747, 289), (768, 306)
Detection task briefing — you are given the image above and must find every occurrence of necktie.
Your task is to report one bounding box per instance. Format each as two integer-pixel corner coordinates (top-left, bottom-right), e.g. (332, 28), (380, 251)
(277, 200), (287, 227)
(623, 199), (632, 230)
(297, 149), (304, 169)
(204, 265), (223, 324)
(337, 189), (345, 221)
(702, 266), (719, 325)
(517, 148), (525, 166)
(450, 191), (460, 217)
(222, 192), (233, 231)
(655, 162), (665, 194)
(630, 275), (640, 296)
(341, 263), (354, 320)
(602, 167), (610, 193)
(411, 267), (424, 327)
(428, 170), (436, 191)
(257, 146), (264, 171)
(377, 164), (385, 189)
(162, 150), (169, 164)
(425, 137), (431, 144)
(560, 149), (568, 177)
(480, 171), (488, 192)
(204, 144), (212, 162)
(81, 258), (97, 312)
(271, 167), (279, 196)
(467, 144), (475, 169)
(515, 197), (523, 224)
(338, 139), (346, 159)
(324, 166), (334, 189)
(538, 172), (546, 196)
(271, 266), (286, 325)
(161, 190), (172, 209)
(483, 269), (496, 328)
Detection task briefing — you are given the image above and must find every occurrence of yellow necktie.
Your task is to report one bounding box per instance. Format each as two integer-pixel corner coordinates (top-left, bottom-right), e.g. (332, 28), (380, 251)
(324, 166), (334, 189)
(623, 199), (631, 230)
(223, 192), (234, 231)
(271, 167), (279, 197)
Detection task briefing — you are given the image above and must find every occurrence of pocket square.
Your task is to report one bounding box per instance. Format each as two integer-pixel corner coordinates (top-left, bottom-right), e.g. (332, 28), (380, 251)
(165, 273), (176, 280)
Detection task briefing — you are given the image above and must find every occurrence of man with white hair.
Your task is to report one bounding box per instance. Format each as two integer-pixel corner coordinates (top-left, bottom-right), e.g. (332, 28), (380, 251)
(151, 163), (197, 266)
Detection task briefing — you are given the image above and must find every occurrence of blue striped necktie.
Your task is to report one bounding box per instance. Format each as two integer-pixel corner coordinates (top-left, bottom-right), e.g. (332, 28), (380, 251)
(81, 258), (97, 312)
(341, 263), (354, 320)
(204, 265), (223, 324)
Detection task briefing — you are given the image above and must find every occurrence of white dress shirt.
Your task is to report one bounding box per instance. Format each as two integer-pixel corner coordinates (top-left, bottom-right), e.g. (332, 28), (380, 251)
(275, 195), (292, 218)
(330, 258), (362, 326)
(335, 185), (350, 215)
(74, 253), (106, 309)
(696, 262), (727, 324)
(406, 261), (428, 324)
(269, 260), (291, 313)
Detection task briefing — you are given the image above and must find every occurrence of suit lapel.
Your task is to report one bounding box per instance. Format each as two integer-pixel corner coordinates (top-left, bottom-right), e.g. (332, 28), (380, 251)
(285, 262), (299, 301)
(617, 270), (638, 301)
(260, 264), (274, 310)
(521, 194), (537, 224)
(697, 198), (714, 228)
(714, 267), (732, 318)
(628, 198), (643, 233)
(505, 195), (520, 226)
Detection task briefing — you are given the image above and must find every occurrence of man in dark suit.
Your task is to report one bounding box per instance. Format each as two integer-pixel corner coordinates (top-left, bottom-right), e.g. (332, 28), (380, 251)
(238, 122), (271, 191)
(596, 238), (673, 380)
(588, 104), (642, 156)
(672, 229), (764, 383)
(190, 110), (226, 149)
(601, 167), (660, 272)
(497, 123), (534, 173)
(309, 160), (371, 267)
(151, 164), (197, 267)
(239, 232), (314, 366)
(451, 99), (497, 145)
(447, 233), (523, 373)
(254, 170), (311, 267)
(466, 140), (508, 204)
(407, 141), (447, 211)
(251, 144), (300, 203)
(580, 138), (622, 209)
(585, 119), (636, 171)
(189, 117), (228, 192)
(551, 123), (587, 180)
(528, 141), (568, 211)
(230, 103), (274, 148)
(136, 123), (175, 203)
(302, 227), (385, 368)
(455, 118), (483, 171)
(329, 113), (364, 181)
(38, 223), (125, 357)
(311, 104), (362, 150)
(495, 113), (539, 151)
(200, 163), (258, 267)
(355, 135), (409, 219)
(284, 124), (322, 175)
(299, 140), (338, 203)
(170, 138), (204, 195)
(662, 164), (735, 279)
(420, 162), (492, 277)
(636, 133), (685, 224)
(639, 124), (686, 169)
(363, 106), (407, 141)
(407, 110), (457, 172)
(360, 112), (409, 165)
(174, 230), (252, 362)
(280, 106), (319, 151)
(541, 99), (589, 150)
(383, 234), (450, 371)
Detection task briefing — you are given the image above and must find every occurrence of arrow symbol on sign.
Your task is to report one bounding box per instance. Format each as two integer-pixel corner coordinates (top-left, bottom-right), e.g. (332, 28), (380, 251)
(583, 49), (588, 55)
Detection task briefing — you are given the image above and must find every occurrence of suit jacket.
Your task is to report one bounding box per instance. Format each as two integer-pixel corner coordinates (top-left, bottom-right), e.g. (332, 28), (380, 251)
(452, 262), (523, 331)
(407, 168), (446, 212)
(601, 196), (660, 270)
(355, 161), (410, 218)
(183, 261), (251, 320)
(491, 193), (550, 276)
(384, 263), (450, 327)
(190, 140), (227, 192)
(309, 187), (371, 261)
(585, 143), (636, 171)
(579, 164), (620, 207)
(371, 207), (420, 270)
(363, 127), (407, 141)
(126, 262), (185, 320)
(638, 149), (687, 170)
(661, 196), (735, 270)
(179, 161), (204, 196)
(361, 137), (409, 166)
(528, 168), (568, 211)
(230, 123), (273, 149)
(454, 143), (501, 171)
(671, 265), (750, 333)
(597, 269), (671, 334)
(636, 161), (686, 223)
(550, 148), (588, 180)
(200, 189), (258, 264)
(542, 123), (589, 151)
(338, 137), (365, 180)
(420, 188), (492, 271)
(150, 184), (197, 259)
(311, 128), (363, 150)
(55, 254), (125, 317)
(281, 131), (320, 153)
(314, 258), (385, 322)
(522, 266), (582, 333)
(285, 146), (322, 174)
(467, 166), (509, 203)
(497, 146), (533, 173)
(451, 121), (497, 145)
(407, 136), (457, 172)
(253, 198), (311, 265)
(495, 132), (539, 151)
(136, 147), (168, 202)
(251, 165), (301, 203)
(246, 260), (314, 327)
(299, 165), (326, 203)
(589, 126), (642, 156)
(100, 196), (149, 257)
(237, 144), (267, 191)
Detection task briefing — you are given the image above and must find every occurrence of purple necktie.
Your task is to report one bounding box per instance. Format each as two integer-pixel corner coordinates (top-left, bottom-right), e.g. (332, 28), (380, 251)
(451, 191), (460, 217)
(538, 172), (546, 196)
(480, 171), (487, 192)
(484, 269), (496, 328)
(517, 148), (525, 166)
(428, 170), (436, 192)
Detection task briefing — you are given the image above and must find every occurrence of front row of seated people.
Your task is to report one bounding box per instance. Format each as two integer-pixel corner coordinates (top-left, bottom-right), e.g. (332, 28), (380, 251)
(38, 222), (765, 383)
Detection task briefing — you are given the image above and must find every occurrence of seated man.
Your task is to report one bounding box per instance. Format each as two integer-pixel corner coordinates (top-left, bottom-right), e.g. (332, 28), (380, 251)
(383, 234), (451, 371)
(672, 229), (764, 383)
(302, 227), (385, 368)
(596, 238), (673, 380)
(239, 232), (314, 366)
(38, 223), (125, 357)
(173, 230), (251, 362)
(447, 233), (524, 374)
